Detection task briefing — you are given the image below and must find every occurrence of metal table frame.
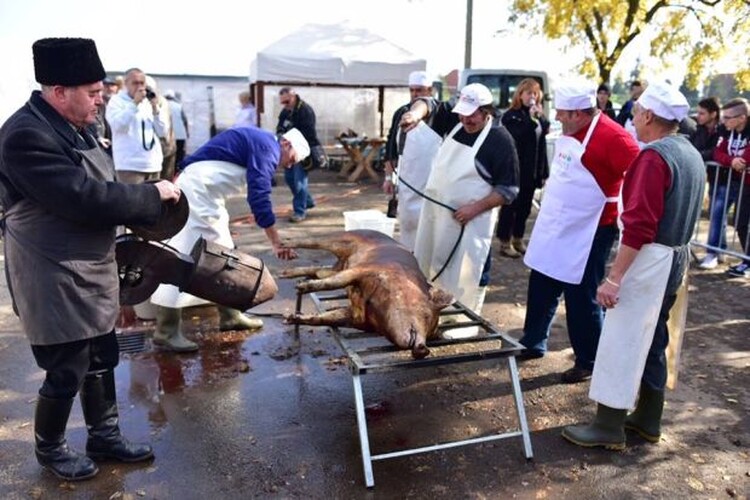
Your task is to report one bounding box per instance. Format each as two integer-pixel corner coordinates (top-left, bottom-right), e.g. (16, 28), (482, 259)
(295, 291), (534, 488)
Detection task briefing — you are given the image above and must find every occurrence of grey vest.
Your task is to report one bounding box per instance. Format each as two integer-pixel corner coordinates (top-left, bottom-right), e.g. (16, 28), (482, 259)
(643, 135), (706, 247)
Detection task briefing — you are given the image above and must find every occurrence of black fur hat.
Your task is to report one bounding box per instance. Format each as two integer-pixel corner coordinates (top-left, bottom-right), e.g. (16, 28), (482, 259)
(33, 38), (106, 86)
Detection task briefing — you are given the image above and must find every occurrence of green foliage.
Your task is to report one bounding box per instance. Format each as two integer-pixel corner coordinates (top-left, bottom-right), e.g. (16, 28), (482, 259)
(510, 0), (750, 90)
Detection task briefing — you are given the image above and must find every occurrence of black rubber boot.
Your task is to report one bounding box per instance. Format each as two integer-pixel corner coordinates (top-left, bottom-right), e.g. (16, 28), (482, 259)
(80, 370), (154, 462)
(34, 395), (99, 481)
(625, 384), (665, 443)
(561, 404), (627, 450)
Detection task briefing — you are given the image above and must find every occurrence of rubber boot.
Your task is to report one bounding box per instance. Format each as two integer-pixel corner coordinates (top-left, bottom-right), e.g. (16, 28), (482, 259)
(34, 395), (99, 481)
(561, 404), (627, 450)
(80, 370), (154, 462)
(511, 237), (527, 254)
(154, 306), (199, 352)
(624, 384), (665, 443)
(218, 306), (263, 331)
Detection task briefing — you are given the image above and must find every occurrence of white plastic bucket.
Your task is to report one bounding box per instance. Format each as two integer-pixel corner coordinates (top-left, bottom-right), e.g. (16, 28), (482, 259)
(343, 210), (396, 238)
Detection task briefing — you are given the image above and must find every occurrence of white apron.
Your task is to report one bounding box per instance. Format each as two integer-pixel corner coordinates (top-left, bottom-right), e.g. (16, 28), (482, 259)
(151, 160), (246, 308)
(589, 243), (675, 409)
(396, 121), (442, 251)
(524, 114), (616, 284)
(413, 119), (496, 310)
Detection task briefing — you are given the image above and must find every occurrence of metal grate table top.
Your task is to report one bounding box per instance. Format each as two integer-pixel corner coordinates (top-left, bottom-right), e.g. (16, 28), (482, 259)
(306, 291), (526, 374)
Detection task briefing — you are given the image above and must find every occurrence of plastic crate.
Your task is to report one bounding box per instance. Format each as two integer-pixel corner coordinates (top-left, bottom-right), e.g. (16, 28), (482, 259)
(343, 210), (396, 238)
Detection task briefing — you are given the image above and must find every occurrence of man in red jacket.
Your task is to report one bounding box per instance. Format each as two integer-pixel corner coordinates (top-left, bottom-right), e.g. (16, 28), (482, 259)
(713, 98), (750, 277)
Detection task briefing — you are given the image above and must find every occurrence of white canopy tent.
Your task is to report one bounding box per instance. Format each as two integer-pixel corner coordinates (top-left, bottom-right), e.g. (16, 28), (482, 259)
(250, 22), (426, 86)
(249, 22), (426, 144)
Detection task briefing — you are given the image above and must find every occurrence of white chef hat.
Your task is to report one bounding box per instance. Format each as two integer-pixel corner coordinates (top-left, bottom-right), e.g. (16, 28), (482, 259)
(408, 71), (430, 88)
(282, 128), (310, 162)
(637, 81), (689, 122)
(554, 81), (596, 110)
(452, 83), (494, 116)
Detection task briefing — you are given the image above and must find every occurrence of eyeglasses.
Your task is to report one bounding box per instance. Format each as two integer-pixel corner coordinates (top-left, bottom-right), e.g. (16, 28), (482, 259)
(722, 114), (744, 120)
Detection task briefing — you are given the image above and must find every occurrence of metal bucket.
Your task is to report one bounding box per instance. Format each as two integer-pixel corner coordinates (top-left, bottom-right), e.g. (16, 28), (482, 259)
(182, 237), (278, 311)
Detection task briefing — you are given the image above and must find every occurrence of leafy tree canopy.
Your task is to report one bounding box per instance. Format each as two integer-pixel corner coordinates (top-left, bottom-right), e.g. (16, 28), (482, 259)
(509, 0), (750, 90)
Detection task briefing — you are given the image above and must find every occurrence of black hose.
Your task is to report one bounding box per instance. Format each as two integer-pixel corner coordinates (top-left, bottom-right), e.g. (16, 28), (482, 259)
(394, 172), (465, 282)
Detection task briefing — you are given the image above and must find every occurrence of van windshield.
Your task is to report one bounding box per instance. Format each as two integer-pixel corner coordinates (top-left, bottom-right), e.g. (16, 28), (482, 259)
(465, 74), (546, 110)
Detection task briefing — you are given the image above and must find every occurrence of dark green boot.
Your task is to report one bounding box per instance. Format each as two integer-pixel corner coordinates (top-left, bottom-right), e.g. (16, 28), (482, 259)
(624, 384), (665, 443)
(154, 306), (199, 352)
(34, 395), (99, 481)
(561, 404), (627, 450)
(218, 306), (263, 331)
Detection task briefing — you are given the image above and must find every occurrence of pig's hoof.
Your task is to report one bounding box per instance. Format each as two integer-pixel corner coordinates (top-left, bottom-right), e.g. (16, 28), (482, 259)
(412, 344), (430, 359)
(283, 314), (299, 324)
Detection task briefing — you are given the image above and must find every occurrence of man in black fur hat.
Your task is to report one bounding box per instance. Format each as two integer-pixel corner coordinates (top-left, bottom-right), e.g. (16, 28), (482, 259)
(0, 37), (182, 481)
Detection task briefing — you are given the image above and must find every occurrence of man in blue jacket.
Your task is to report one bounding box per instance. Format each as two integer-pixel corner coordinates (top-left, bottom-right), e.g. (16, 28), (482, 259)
(150, 127), (309, 351)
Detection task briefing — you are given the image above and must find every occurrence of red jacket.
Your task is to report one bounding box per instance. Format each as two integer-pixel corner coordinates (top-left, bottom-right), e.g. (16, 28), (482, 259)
(713, 124), (750, 186)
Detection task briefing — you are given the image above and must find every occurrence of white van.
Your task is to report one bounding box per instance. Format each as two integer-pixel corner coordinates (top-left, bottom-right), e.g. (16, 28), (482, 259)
(457, 69), (552, 117)
(453, 68), (558, 160)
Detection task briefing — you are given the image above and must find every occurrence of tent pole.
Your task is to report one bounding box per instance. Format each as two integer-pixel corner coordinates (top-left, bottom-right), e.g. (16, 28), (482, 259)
(378, 86), (385, 138)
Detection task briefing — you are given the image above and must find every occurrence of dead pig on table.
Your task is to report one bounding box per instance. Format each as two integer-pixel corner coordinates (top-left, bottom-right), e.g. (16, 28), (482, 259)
(280, 230), (453, 359)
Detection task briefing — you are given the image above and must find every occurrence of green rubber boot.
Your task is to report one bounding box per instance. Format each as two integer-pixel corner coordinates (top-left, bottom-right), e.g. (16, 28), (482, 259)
(625, 384), (665, 443)
(218, 306), (263, 331)
(562, 404), (627, 450)
(153, 306), (199, 352)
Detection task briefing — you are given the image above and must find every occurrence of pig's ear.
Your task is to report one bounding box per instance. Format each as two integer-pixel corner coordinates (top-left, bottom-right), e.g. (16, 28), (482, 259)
(429, 286), (454, 310)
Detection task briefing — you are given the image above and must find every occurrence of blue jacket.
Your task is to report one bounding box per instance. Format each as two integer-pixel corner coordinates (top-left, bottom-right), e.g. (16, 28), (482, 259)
(181, 127), (280, 228)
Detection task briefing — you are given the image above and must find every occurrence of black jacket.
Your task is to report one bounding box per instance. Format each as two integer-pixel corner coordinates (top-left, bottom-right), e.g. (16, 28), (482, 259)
(0, 91), (160, 227)
(501, 106), (549, 188)
(384, 103), (410, 163)
(691, 123), (725, 184)
(598, 100), (617, 120)
(276, 95), (321, 147)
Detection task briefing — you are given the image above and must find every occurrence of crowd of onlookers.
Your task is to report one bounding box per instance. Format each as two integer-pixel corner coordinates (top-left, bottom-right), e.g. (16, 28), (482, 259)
(687, 95), (750, 277)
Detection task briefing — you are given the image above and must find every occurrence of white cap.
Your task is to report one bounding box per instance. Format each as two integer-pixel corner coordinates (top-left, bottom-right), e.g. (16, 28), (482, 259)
(452, 83), (494, 116)
(408, 71), (430, 88)
(554, 81), (596, 110)
(637, 81), (689, 122)
(163, 89), (176, 99)
(282, 128), (310, 162)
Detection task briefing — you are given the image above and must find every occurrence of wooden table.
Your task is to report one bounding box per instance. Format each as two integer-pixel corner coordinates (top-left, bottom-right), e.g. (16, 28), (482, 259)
(337, 137), (385, 182)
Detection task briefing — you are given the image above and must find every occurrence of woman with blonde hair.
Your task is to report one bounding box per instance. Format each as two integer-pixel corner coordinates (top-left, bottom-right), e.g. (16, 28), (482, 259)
(497, 78), (550, 257)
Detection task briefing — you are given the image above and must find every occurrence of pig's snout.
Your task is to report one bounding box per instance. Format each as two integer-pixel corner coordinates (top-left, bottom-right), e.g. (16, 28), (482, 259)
(407, 325), (430, 359)
(411, 343), (430, 359)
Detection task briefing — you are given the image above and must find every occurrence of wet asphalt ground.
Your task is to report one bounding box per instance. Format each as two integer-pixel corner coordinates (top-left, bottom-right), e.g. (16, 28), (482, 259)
(0, 168), (748, 499)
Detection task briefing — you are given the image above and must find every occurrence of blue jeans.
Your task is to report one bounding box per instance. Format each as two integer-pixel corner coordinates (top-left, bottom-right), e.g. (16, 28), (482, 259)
(706, 182), (739, 254)
(284, 163), (315, 217)
(520, 225), (618, 370)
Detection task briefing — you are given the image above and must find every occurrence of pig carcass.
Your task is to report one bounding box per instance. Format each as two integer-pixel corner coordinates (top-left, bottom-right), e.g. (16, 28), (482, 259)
(280, 230), (453, 359)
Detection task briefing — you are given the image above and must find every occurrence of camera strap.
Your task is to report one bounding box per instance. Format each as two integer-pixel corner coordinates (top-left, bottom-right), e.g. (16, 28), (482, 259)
(141, 120), (155, 151)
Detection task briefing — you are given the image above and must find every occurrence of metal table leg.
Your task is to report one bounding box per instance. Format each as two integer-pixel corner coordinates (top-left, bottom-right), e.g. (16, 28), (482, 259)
(507, 355), (534, 459)
(351, 373), (375, 488)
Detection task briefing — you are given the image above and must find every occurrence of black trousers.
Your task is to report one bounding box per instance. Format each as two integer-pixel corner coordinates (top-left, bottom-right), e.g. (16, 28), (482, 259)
(496, 183), (536, 241)
(31, 330), (119, 399)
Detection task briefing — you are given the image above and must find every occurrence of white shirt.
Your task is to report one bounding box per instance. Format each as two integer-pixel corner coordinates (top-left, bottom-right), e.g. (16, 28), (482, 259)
(106, 89), (167, 173)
